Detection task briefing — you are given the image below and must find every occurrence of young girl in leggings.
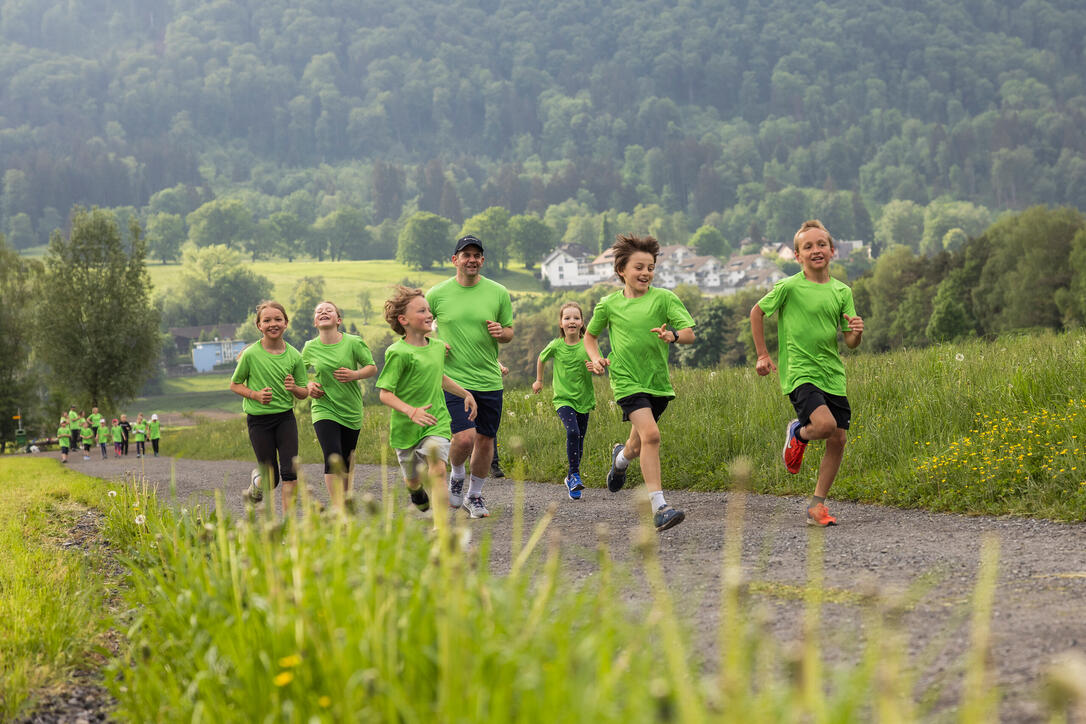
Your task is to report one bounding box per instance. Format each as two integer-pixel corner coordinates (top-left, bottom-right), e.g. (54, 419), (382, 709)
(230, 300), (309, 514)
(301, 300), (377, 510)
(532, 302), (596, 500)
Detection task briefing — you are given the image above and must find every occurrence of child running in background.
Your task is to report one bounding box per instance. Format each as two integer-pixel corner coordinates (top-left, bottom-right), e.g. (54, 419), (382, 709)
(532, 302), (596, 500)
(88, 406), (103, 439)
(750, 219), (864, 527)
(79, 419), (93, 461)
(133, 413), (147, 458)
(96, 417), (110, 459)
(58, 416), (71, 464)
(585, 233), (695, 532)
(302, 301), (377, 510)
(148, 414), (161, 457)
(230, 300), (309, 514)
(377, 287), (477, 512)
(111, 419), (123, 457)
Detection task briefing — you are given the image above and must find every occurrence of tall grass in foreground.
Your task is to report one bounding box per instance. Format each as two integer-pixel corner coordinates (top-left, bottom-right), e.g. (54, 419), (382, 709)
(168, 330), (1086, 520)
(102, 465), (1010, 722)
(0, 459), (118, 720)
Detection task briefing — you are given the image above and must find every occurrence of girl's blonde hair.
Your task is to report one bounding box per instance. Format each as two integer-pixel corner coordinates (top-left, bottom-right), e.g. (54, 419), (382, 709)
(557, 301), (586, 337)
(254, 300), (289, 327)
(384, 286), (424, 336)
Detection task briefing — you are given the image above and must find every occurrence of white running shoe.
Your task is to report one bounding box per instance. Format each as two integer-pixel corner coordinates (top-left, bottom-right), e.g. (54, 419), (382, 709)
(245, 468), (264, 503)
(447, 475), (465, 509)
(463, 495), (489, 518)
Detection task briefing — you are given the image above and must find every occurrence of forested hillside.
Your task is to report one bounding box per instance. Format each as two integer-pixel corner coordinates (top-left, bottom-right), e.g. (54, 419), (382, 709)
(2, 0), (1085, 255)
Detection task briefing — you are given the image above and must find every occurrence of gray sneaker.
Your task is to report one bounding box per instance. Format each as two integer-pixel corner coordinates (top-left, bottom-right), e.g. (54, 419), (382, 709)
(463, 495), (490, 518)
(653, 504), (685, 532)
(245, 468), (264, 503)
(448, 475), (465, 509)
(606, 443), (627, 492)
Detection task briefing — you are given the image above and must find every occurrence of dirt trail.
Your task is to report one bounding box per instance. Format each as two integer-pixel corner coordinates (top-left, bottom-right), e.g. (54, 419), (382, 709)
(55, 452), (1086, 722)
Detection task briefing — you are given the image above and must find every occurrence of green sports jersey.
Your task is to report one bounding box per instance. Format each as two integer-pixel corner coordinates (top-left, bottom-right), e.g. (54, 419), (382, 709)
(112, 426), (123, 443)
(301, 333), (375, 429)
(148, 421), (160, 439)
(757, 272), (856, 396)
(426, 276), (513, 391)
(232, 342), (307, 415)
(133, 422), (146, 442)
(539, 338), (596, 413)
(376, 338), (452, 450)
(97, 425), (110, 444)
(89, 413), (103, 427)
(80, 427), (93, 443)
(68, 411), (79, 426)
(58, 425), (70, 446)
(586, 286), (694, 401)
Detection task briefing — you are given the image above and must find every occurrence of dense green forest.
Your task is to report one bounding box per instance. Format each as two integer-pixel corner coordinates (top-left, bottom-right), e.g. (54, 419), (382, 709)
(3, 0), (1085, 259)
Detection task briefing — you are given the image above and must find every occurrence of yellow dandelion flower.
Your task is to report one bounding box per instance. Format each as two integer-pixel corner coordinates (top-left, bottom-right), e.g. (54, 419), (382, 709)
(278, 654), (302, 668)
(274, 671), (294, 687)
(319, 696), (332, 708)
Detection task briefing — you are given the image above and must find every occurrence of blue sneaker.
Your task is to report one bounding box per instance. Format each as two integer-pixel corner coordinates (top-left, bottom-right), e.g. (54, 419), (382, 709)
(606, 443), (627, 492)
(565, 473), (584, 500)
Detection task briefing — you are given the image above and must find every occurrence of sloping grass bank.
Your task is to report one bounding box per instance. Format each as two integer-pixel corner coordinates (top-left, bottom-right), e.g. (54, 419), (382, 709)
(164, 331), (1086, 520)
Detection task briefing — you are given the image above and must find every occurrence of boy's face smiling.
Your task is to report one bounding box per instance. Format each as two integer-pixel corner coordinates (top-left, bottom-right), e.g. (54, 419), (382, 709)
(794, 227), (835, 276)
(621, 251), (656, 296)
(399, 295), (434, 335)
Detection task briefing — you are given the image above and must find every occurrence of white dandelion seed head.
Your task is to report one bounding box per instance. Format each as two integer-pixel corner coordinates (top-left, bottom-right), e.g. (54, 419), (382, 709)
(134, 514), (147, 526)
(107, 490), (117, 498)
(955, 353), (965, 362)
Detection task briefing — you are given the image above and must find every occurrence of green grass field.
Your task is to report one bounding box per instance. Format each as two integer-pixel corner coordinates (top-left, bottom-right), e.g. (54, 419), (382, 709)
(124, 373), (238, 417)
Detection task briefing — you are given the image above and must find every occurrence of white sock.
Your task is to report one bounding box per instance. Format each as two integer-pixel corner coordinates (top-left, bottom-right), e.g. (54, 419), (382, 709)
(649, 490), (666, 511)
(451, 463), (466, 479)
(468, 474), (486, 497)
(615, 451), (631, 470)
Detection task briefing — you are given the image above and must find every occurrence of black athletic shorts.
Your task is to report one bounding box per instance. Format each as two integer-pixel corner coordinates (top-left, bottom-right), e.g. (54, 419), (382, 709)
(616, 393), (671, 422)
(788, 383), (851, 430)
(445, 388), (502, 438)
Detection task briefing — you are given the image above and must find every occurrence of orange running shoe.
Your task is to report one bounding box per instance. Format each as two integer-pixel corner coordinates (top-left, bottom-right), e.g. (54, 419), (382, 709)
(806, 503), (837, 526)
(782, 419), (807, 474)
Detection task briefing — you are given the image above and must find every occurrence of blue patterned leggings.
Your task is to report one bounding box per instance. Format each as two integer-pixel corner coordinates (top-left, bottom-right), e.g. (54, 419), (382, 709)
(556, 406), (590, 475)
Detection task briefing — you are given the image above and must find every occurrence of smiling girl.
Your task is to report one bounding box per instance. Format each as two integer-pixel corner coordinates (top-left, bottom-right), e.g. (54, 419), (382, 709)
(230, 300), (309, 514)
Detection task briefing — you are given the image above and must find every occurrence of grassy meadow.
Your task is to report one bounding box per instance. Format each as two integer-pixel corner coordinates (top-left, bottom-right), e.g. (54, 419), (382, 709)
(126, 372), (237, 416)
(164, 330), (1086, 521)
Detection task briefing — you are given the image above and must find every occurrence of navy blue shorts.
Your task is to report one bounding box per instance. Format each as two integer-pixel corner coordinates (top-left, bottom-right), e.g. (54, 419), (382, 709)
(445, 389), (503, 438)
(616, 393), (670, 422)
(788, 383), (851, 430)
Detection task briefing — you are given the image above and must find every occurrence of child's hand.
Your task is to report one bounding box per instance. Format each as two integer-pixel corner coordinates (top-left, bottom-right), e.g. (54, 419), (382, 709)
(531, 380), (543, 394)
(499, 362), (509, 376)
(254, 387), (274, 404)
(409, 404), (437, 426)
(588, 358), (609, 375)
(332, 367), (357, 382)
(464, 394), (478, 421)
(485, 320), (504, 338)
(755, 354), (777, 376)
(843, 313), (864, 333)
(283, 374), (298, 391)
(650, 326), (677, 343)
(307, 381), (324, 399)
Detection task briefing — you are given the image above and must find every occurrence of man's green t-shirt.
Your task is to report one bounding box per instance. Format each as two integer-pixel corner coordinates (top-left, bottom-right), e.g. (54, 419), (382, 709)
(68, 411), (79, 426)
(586, 286), (695, 401)
(301, 333), (375, 429)
(539, 338), (596, 413)
(757, 272), (856, 396)
(148, 421), (160, 439)
(426, 276), (513, 392)
(97, 425), (110, 444)
(231, 342), (307, 415)
(58, 425), (70, 446)
(376, 338), (453, 450)
(112, 425), (123, 443)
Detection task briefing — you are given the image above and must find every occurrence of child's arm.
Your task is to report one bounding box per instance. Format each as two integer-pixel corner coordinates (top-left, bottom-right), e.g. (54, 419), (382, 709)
(842, 313), (864, 348)
(532, 355), (545, 393)
(378, 389), (438, 426)
(583, 332), (609, 375)
(749, 304), (777, 376)
(441, 375), (478, 421)
(333, 364), (378, 382)
(230, 381), (273, 405)
(651, 326), (695, 344)
(284, 374), (309, 399)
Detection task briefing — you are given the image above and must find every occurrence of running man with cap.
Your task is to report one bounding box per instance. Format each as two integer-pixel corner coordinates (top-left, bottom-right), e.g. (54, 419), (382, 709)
(425, 235), (514, 518)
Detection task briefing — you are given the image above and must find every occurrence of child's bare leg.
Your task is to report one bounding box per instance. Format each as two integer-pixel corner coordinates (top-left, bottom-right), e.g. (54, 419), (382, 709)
(800, 405), (837, 442)
(626, 409), (662, 492)
(815, 429), (847, 499)
(323, 473), (348, 507)
(280, 480), (297, 515)
(427, 459), (447, 488)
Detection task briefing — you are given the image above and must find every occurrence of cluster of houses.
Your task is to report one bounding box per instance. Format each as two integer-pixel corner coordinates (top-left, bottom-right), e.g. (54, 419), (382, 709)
(539, 239), (866, 294)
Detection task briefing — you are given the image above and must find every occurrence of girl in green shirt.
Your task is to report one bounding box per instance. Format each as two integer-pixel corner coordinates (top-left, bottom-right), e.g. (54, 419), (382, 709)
(302, 300), (377, 510)
(96, 419), (110, 459)
(230, 300), (309, 514)
(133, 413), (147, 458)
(111, 419), (123, 457)
(148, 413), (161, 457)
(57, 417), (71, 464)
(532, 302), (596, 500)
(79, 420), (93, 460)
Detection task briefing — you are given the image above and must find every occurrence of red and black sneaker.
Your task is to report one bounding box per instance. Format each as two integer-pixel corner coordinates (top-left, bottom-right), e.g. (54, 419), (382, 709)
(782, 419), (807, 474)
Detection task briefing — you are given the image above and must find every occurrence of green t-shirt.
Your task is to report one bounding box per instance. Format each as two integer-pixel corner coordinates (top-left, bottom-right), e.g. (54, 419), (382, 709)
(112, 425), (123, 443)
(89, 413), (103, 428)
(539, 337), (596, 413)
(301, 333), (375, 429)
(376, 338), (453, 450)
(58, 425), (70, 446)
(231, 342), (307, 415)
(757, 272), (856, 396)
(148, 420), (160, 439)
(97, 425), (110, 443)
(133, 421), (146, 442)
(426, 276), (513, 392)
(80, 426), (93, 444)
(68, 411), (79, 426)
(586, 286), (695, 400)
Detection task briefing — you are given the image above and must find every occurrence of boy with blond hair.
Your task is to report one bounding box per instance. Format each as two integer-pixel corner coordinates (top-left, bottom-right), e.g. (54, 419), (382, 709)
(750, 220), (864, 526)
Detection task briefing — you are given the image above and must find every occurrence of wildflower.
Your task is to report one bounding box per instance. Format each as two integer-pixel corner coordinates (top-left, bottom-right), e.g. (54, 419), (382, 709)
(274, 671), (294, 687)
(132, 501), (140, 509)
(319, 696), (332, 708)
(278, 654), (302, 668)
(955, 353), (965, 362)
(134, 514), (146, 526)
(107, 490), (117, 498)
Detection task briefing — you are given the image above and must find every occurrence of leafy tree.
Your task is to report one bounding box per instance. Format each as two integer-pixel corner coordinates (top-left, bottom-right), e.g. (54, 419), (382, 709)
(690, 225), (728, 257)
(397, 212), (452, 270)
(873, 200), (924, 254)
(926, 269), (976, 342)
(160, 244), (274, 326)
(678, 297), (738, 368)
(357, 289), (373, 325)
(460, 206), (512, 270)
(315, 207), (371, 261)
(264, 210), (309, 262)
(287, 276), (325, 348)
(0, 234), (40, 438)
(186, 198), (255, 250)
(920, 199), (991, 255)
(6, 212), (35, 250)
(36, 208), (160, 408)
(146, 212), (185, 263)
(508, 213), (552, 269)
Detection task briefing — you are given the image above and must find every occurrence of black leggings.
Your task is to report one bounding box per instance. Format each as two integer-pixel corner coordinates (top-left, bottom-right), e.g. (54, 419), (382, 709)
(313, 419), (360, 474)
(151, 438), (160, 455)
(556, 406), (590, 475)
(247, 410), (299, 487)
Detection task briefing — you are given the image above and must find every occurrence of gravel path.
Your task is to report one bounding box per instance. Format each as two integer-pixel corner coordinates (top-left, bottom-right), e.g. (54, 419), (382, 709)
(50, 452), (1086, 721)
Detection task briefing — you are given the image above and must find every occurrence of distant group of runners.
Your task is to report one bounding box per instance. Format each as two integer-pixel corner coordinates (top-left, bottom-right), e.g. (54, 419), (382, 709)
(230, 220), (862, 530)
(57, 408), (160, 463)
